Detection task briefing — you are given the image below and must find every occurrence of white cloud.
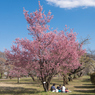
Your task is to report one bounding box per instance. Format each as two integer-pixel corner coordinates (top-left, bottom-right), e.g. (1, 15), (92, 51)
(46, 0), (95, 9)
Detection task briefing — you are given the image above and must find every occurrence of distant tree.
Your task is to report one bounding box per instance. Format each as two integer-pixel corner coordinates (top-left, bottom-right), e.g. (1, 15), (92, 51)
(9, 66), (28, 83)
(85, 50), (95, 73)
(5, 1), (86, 92)
(0, 52), (6, 78)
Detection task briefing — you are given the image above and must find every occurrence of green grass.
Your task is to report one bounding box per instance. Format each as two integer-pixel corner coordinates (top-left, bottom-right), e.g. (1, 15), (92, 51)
(0, 76), (95, 95)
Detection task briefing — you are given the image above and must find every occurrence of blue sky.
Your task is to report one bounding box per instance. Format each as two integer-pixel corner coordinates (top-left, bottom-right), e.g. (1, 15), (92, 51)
(0, 0), (95, 52)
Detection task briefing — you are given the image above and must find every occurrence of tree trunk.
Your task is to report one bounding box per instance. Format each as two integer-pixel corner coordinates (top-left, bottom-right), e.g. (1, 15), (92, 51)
(63, 75), (68, 85)
(73, 74), (77, 79)
(77, 72), (80, 77)
(0, 73), (3, 79)
(29, 74), (35, 81)
(6, 72), (9, 79)
(42, 82), (48, 92)
(80, 72), (83, 77)
(31, 75), (35, 81)
(9, 76), (12, 79)
(68, 75), (73, 81)
(17, 77), (20, 83)
(42, 76), (53, 92)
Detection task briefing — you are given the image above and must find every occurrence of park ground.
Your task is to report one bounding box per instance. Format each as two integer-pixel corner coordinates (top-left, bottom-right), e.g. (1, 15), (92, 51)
(0, 76), (95, 95)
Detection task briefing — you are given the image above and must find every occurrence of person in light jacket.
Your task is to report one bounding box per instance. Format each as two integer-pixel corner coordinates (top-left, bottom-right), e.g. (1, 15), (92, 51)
(61, 84), (66, 93)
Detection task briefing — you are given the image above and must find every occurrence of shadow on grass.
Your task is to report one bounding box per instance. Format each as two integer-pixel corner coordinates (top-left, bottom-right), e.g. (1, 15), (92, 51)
(74, 85), (95, 94)
(73, 78), (95, 94)
(83, 84), (93, 85)
(5, 80), (41, 85)
(69, 94), (92, 95)
(74, 90), (95, 93)
(0, 86), (41, 94)
(74, 85), (95, 88)
(6, 82), (40, 84)
(82, 78), (91, 82)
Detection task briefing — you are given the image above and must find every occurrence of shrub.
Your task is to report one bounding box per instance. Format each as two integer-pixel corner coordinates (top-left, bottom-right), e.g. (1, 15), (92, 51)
(90, 72), (95, 85)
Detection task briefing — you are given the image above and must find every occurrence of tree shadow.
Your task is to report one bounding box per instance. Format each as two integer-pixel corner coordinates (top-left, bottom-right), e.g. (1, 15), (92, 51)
(6, 81), (41, 85)
(83, 84), (93, 85)
(82, 78), (91, 82)
(69, 94), (89, 95)
(74, 85), (95, 88)
(20, 79), (32, 81)
(0, 86), (41, 94)
(74, 89), (95, 93)
(74, 85), (95, 94)
(72, 78), (95, 94)
(6, 82), (40, 84)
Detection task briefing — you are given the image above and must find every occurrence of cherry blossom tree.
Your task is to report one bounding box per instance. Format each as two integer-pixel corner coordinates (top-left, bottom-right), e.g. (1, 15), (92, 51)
(5, 1), (86, 91)
(9, 67), (28, 83)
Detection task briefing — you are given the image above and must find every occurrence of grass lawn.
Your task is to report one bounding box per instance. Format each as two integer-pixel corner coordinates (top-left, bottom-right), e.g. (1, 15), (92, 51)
(0, 76), (95, 95)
